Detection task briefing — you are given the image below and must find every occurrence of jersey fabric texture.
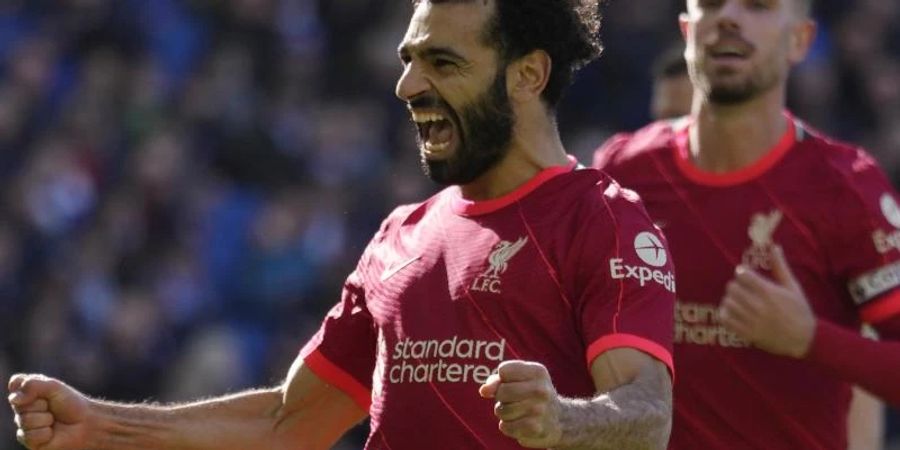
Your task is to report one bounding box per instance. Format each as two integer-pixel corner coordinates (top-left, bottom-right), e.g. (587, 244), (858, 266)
(301, 159), (675, 449)
(594, 112), (900, 450)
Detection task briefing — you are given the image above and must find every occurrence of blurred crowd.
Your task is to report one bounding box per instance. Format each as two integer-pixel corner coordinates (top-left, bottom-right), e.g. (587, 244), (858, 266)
(0, 0), (897, 448)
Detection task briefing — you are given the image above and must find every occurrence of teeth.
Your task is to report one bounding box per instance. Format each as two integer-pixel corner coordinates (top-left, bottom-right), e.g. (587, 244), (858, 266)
(411, 112), (447, 124)
(424, 141), (450, 152)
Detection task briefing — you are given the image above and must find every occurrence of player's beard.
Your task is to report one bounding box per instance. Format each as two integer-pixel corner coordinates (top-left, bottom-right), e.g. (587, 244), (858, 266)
(416, 69), (514, 186)
(706, 60), (781, 104)
(692, 35), (784, 105)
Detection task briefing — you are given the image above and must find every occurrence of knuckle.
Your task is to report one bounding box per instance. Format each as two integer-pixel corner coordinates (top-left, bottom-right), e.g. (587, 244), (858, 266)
(23, 412), (53, 429)
(498, 420), (516, 437)
(726, 281), (740, 295)
(522, 418), (541, 436)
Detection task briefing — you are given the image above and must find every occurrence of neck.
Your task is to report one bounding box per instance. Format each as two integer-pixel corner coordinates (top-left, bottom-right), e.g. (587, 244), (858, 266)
(689, 85), (788, 173)
(459, 114), (568, 201)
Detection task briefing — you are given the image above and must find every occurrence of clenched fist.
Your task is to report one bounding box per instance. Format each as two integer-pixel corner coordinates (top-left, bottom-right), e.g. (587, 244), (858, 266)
(479, 360), (563, 448)
(8, 374), (92, 450)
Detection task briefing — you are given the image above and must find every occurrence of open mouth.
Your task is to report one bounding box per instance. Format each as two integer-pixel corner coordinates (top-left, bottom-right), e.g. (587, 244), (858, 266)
(708, 43), (752, 62)
(411, 110), (455, 156)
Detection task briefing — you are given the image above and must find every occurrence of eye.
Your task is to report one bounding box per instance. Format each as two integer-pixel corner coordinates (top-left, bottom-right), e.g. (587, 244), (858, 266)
(747, 0), (770, 10)
(433, 58), (456, 69)
(698, 0), (723, 9)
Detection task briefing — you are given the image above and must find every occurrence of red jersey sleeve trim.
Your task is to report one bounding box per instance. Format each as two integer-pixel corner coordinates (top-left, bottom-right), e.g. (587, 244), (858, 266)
(451, 156), (578, 216)
(807, 319), (900, 406)
(585, 334), (674, 379)
(303, 349), (372, 411)
(860, 289), (900, 324)
(673, 111), (796, 187)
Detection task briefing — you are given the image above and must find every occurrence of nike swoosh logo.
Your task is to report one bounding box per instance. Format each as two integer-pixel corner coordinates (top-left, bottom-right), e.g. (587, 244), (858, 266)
(380, 255), (422, 281)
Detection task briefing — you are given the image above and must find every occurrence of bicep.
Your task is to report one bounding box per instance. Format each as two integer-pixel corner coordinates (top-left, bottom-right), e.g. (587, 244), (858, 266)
(589, 347), (672, 396)
(274, 355), (369, 450)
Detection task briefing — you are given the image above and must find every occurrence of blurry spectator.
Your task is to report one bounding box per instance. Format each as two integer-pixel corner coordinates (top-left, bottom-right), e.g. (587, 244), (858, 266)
(650, 43), (692, 120)
(0, 1), (897, 448)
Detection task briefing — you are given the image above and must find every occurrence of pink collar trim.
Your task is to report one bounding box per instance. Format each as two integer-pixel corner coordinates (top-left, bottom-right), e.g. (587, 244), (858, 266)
(674, 111), (796, 187)
(450, 156), (578, 216)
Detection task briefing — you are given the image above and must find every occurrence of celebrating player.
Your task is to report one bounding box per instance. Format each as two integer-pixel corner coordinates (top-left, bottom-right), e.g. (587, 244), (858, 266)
(9, 1), (676, 449)
(594, 0), (900, 449)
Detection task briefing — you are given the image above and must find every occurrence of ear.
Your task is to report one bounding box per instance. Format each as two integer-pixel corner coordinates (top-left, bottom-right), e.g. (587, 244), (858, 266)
(679, 12), (690, 40)
(788, 18), (817, 64)
(506, 49), (551, 103)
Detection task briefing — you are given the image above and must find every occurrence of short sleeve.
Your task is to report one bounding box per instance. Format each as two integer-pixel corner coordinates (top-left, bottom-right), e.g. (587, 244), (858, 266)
(574, 183), (676, 377)
(826, 150), (900, 326)
(299, 267), (376, 411)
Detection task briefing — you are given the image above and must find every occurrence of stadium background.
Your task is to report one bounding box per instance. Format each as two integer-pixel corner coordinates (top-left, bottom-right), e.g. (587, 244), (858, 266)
(0, 0), (897, 448)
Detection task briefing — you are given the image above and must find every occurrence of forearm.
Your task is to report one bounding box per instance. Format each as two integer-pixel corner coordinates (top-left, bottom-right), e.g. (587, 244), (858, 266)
(86, 388), (287, 450)
(806, 320), (900, 406)
(554, 367), (672, 450)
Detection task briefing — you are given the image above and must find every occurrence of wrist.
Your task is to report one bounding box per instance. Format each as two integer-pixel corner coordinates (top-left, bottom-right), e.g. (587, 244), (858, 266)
(550, 396), (588, 449)
(84, 398), (112, 449)
(790, 318), (817, 359)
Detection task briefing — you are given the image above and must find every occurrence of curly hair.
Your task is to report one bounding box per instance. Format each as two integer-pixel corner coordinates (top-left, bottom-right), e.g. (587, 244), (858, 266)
(412, 0), (603, 108)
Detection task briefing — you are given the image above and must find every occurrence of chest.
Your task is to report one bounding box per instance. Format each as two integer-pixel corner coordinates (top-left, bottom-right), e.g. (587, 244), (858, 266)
(638, 181), (830, 304)
(364, 219), (574, 341)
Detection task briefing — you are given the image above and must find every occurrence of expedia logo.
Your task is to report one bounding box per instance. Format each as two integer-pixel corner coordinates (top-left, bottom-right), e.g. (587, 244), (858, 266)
(610, 231), (675, 293)
(881, 193), (900, 229)
(635, 232), (668, 267)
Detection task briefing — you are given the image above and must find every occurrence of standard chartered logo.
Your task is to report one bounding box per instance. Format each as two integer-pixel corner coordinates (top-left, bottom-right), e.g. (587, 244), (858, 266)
(609, 231), (675, 293)
(386, 336), (505, 385)
(675, 301), (749, 348)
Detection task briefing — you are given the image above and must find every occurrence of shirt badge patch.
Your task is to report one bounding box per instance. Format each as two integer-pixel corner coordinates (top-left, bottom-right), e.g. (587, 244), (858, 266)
(742, 209), (783, 270)
(471, 236), (528, 294)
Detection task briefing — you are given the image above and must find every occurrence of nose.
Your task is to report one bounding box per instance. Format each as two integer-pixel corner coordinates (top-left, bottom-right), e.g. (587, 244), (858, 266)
(395, 62), (430, 102)
(715, 0), (744, 34)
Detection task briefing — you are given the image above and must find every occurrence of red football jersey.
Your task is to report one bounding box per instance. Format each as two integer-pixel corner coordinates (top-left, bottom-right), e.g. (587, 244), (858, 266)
(594, 112), (900, 450)
(300, 159), (675, 449)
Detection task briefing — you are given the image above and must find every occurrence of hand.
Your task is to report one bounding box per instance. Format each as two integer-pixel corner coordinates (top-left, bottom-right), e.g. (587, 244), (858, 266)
(8, 374), (92, 450)
(719, 245), (816, 358)
(478, 361), (562, 448)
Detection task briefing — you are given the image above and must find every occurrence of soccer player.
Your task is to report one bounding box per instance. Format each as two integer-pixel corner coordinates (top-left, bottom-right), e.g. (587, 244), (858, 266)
(9, 1), (676, 449)
(646, 36), (887, 449)
(650, 44), (693, 120)
(593, 0), (900, 449)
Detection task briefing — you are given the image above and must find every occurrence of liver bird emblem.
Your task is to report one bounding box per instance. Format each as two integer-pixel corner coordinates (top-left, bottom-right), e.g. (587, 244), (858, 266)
(482, 237), (528, 278)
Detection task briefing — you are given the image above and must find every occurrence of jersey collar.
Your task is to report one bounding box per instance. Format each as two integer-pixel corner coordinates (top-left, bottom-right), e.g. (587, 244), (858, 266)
(674, 111), (798, 187)
(450, 155), (578, 216)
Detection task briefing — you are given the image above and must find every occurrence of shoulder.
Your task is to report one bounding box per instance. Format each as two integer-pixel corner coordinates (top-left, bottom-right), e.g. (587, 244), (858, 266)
(794, 123), (890, 192)
(558, 169), (654, 229)
(592, 119), (681, 172)
(375, 190), (446, 237)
